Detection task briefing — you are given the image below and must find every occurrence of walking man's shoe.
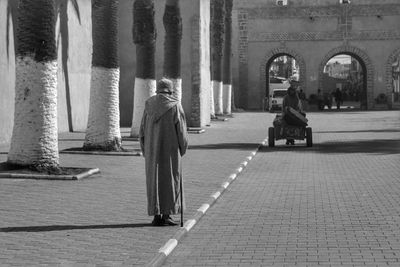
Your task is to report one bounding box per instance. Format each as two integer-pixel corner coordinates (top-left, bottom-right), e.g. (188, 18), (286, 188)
(162, 215), (178, 226)
(152, 215), (164, 226)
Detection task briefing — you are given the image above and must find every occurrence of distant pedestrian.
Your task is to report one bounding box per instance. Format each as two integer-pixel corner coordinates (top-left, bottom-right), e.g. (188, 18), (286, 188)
(139, 78), (188, 226)
(298, 89), (306, 101)
(298, 89), (307, 111)
(317, 89), (324, 110)
(334, 88), (343, 110)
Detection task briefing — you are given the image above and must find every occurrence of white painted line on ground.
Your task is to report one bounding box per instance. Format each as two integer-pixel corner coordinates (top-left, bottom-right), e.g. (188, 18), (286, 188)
(197, 203), (210, 213)
(183, 219), (196, 231)
(229, 173), (237, 180)
(159, 239), (178, 256)
(148, 138), (268, 267)
(211, 191), (221, 200)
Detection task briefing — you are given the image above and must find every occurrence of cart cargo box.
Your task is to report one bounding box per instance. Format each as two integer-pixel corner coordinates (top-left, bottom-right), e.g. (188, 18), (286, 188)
(284, 107), (308, 127)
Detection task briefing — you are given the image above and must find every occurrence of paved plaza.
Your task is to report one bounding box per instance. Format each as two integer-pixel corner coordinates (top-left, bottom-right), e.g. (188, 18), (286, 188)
(0, 110), (400, 266)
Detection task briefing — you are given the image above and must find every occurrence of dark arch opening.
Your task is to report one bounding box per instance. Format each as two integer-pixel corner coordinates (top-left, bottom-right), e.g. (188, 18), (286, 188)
(321, 53), (367, 110)
(265, 53), (300, 111)
(390, 53), (400, 106)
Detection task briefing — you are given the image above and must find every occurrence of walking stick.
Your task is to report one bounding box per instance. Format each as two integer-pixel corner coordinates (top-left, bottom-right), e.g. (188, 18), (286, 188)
(180, 168), (183, 227)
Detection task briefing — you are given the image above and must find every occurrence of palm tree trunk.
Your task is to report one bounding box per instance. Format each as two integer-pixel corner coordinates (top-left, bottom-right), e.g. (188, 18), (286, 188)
(130, 0), (156, 137)
(84, 0), (122, 151)
(223, 0), (232, 115)
(6, 0), (18, 59)
(209, 1), (215, 118)
(209, 79), (215, 118)
(163, 0), (182, 101)
(211, 0), (225, 115)
(7, 0), (59, 171)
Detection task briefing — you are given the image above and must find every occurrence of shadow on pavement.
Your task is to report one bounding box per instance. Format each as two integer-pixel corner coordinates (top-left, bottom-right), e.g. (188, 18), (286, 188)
(0, 223), (152, 232)
(189, 143), (260, 150)
(314, 129), (400, 134)
(57, 139), (85, 142)
(260, 139), (400, 155)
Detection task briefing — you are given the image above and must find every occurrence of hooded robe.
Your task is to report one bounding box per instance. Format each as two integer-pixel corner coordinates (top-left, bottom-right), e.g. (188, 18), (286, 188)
(139, 93), (188, 216)
(282, 87), (306, 126)
(282, 87), (303, 114)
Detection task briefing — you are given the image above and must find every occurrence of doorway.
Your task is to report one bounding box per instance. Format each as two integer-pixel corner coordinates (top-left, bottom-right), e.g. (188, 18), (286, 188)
(265, 54), (299, 111)
(321, 53), (366, 110)
(391, 53), (400, 106)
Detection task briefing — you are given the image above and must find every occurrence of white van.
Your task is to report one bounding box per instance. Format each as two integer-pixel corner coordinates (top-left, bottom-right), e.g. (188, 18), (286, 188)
(269, 89), (288, 112)
(268, 77), (290, 112)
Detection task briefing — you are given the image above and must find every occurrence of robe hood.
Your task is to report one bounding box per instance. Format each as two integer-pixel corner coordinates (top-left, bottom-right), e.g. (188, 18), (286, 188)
(145, 93), (179, 121)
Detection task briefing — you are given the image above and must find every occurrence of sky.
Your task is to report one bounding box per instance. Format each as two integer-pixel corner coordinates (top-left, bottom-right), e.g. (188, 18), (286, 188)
(327, 55), (352, 65)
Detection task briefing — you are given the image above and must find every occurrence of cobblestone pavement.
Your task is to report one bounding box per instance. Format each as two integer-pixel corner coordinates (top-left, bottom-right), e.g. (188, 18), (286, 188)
(165, 110), (400, 267)
(1, 111), (399, 266)
(0, 112), (269, 266)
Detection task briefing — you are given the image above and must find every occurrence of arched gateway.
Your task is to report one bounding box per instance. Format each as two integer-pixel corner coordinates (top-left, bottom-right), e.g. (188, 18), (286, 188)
(260, 46), (306, 99)
(236, 1), (400, 111)
(386, 48), (400, 107)
(318, 45), (374, 109)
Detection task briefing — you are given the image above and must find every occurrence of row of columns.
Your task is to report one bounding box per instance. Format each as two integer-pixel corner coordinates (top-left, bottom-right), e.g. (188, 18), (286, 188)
(129, 0), (234, 134)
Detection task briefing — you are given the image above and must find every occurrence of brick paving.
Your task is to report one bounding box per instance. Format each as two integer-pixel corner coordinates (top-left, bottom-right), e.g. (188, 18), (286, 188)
(0, 110), (399, 266)
(165, 110), (400, 267)
(0, 112), (267, 266)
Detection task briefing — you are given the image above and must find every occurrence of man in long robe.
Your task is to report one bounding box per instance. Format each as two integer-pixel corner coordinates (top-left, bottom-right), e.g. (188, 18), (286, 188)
(282, 85), (305, 145)
(139, 78), (188, 226)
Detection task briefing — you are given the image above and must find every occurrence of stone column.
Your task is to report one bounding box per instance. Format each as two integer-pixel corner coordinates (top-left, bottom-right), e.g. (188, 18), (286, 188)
(238, 9), (248, 109)
(189, 0), (211, 128)
(154, 0), (210, 129)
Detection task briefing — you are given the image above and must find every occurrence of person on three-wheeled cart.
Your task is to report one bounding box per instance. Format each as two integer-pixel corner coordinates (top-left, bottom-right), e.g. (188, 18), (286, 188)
(268, 83), (313, 147)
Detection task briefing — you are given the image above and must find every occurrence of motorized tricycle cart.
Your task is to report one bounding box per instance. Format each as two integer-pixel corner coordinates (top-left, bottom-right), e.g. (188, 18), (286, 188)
(268, 107), (312, 147)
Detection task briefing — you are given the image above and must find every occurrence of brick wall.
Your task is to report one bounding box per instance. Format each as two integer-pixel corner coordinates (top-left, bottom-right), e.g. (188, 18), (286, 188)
(234, 0), (400, 110)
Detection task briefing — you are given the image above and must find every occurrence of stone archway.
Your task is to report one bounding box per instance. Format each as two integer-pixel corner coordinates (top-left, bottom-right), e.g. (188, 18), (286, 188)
(318, 45), (374, 109)
(386, 48), (400, 108)
(260, 46), (307, 101)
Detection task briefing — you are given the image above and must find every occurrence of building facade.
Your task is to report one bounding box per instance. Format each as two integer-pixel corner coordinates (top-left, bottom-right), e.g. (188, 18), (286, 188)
(233, 0), (400, 110)
(1, 0), (399, 146)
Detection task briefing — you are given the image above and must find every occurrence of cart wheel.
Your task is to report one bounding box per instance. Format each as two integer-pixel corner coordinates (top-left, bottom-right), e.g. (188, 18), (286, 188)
(268, 127), (275, 147)
(306, 127), (313, 147)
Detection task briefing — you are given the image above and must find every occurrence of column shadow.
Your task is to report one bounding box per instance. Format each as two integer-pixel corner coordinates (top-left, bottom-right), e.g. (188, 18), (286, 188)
(0, 223), (152, 232)
(260, 139), (400, 155)
(188, 143), (260, 150)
